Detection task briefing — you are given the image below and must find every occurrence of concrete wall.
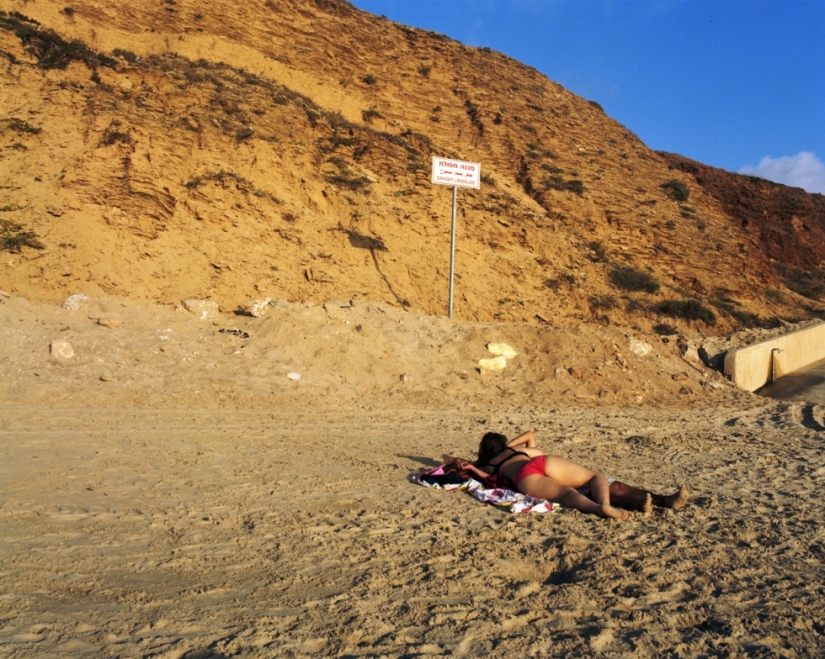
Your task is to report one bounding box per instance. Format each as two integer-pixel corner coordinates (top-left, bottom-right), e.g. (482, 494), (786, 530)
(724, 321), (825, 392)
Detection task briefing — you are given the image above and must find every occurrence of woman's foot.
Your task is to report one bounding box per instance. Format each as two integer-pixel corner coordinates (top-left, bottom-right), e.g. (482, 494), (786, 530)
(600, 504), (631, 521)
(664, 484), (691, 510)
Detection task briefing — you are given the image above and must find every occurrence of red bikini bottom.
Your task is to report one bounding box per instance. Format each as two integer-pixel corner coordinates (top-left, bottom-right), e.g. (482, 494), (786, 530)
(514, 455), (547, 485)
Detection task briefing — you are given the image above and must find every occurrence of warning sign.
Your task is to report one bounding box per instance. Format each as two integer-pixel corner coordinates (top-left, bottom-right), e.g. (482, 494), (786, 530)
(431, 157), (481, 189)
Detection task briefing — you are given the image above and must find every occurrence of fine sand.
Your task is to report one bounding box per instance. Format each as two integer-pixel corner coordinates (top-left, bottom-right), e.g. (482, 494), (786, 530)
(2, 295), (825, 658)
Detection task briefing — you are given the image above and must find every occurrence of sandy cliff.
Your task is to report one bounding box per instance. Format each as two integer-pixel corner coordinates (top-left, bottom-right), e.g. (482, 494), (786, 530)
(1, 0), (823, 335)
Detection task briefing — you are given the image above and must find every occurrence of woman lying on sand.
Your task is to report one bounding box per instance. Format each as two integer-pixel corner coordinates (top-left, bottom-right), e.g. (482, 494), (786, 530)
(455, 430), (690, 521)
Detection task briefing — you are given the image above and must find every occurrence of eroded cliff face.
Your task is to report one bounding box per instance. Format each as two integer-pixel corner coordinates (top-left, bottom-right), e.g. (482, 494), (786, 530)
(662, 152), (825, 303)
(1, 0), (822, 333)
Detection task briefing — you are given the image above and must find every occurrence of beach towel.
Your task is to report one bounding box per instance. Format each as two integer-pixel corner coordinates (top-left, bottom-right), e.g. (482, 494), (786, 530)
(412, 463), (558, 514)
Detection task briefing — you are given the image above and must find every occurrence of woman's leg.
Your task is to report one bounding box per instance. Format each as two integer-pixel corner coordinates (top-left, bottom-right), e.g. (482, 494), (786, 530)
(541, 456), (691, 512)
(608, 481), (653, 513)
(539, 456), (631, 517)
(609, 481), (691, 511)
(518, 474), (630, 521)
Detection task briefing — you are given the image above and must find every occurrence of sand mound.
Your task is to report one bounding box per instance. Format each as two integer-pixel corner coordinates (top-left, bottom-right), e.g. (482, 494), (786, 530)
(0, 294), (743, 410)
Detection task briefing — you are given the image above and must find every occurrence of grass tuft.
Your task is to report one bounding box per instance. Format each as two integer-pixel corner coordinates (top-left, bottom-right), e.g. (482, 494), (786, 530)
(183, 170), (280, 203)
(2, 118), (41, 135)
(361, 108), (383, 122)
(1, 219), (44, 252)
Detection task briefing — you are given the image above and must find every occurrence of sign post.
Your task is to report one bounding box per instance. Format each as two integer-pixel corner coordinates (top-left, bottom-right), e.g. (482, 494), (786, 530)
(431, 157), (481, 318)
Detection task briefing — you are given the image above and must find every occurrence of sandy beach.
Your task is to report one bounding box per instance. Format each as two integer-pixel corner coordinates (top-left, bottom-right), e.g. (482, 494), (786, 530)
(2, 295), (825, 658)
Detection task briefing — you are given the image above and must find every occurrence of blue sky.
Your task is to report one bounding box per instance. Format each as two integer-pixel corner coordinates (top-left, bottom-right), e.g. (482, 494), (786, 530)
(350, 0), (825, 194)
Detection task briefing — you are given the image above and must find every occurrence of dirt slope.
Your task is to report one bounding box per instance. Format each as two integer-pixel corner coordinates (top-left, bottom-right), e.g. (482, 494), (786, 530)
(1, 0), (823, 335)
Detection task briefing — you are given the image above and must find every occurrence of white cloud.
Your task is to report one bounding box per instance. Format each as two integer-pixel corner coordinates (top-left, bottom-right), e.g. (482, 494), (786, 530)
(739, 151), (825, 194)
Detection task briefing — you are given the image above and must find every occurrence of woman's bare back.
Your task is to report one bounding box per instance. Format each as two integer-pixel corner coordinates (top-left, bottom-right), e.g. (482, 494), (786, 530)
(484, 447), (544, 482)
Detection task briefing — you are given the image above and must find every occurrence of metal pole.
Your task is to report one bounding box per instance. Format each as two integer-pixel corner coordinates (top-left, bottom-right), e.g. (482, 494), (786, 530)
(448, 186), (457, 319)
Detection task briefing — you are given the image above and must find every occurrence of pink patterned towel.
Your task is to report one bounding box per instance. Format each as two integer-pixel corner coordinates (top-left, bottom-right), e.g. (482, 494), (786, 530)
(412, 463), (558, 514)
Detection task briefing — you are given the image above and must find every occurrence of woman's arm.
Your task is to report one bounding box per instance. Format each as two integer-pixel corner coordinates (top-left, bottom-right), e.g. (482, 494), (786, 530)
(507, 430), (536, 448)
(456, 459), (490, 480)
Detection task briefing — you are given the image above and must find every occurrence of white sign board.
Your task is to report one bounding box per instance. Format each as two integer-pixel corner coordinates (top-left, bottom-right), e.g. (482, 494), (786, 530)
(431, 157), (481, 189)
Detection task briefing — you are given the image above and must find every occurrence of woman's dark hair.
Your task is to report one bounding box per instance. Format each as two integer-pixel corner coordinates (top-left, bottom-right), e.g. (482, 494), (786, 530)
(478, 432), (508, 466)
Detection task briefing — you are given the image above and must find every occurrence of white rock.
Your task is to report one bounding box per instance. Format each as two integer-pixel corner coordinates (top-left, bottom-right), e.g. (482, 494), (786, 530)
(50, 339), (74, 360)
(629, 338), (653, 357)
(554, 367), (567, 380)
(183, 299), (220, 320)
(681, 345), (701, 363)
(244, 298), (272, 318)
(287, 372), (301, 381)
(104, 207), (123, 220)
(487, 342), (518, 359)
(62, 294), (90, 311)
(478, 356), (507, 371)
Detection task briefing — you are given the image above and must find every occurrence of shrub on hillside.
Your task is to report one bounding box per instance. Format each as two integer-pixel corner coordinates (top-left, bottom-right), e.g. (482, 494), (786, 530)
(609, 266), (660, 293)
(0, 11), (116, 70)
(101, 128), (132, 146)
(542, 176), (584, 196)
(587, 240), (607, 262)
(235, 127), (254, 142)
(540, 164), (564, 174)
(730, 309), (764, 328)
(782, 267), (825, 301)
(589, 294), (617, 311)
(655, 299), (716, 326)
(325, 173), (372, 190)
(660, 179), (690, 202)
(545, 273), (576, 290)
(653, 323), (678, 336)
(112, 48), (139, 64)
